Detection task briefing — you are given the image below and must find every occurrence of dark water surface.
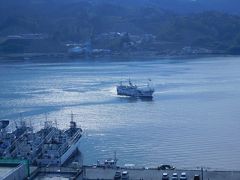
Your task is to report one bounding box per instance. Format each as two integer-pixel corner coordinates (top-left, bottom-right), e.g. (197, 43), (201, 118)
(0, 56), (240, 170)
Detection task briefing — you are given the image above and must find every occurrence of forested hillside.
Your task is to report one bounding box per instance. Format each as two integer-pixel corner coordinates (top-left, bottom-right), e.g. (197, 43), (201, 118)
(1, 0), (240, 55)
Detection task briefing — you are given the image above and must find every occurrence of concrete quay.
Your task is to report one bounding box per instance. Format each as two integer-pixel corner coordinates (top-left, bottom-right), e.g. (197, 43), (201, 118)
(82, 167), (240, 180)
(29, 167), (82, 179)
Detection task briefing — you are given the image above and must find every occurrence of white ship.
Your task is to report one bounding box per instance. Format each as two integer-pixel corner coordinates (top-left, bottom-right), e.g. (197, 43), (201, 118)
(117, 79), (154, 98)
(36, 119), (82, 166)
(0, 113), (82, 167)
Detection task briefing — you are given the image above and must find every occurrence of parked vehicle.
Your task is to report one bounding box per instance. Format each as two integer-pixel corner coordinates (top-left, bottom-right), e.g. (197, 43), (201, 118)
(172, 172), (178, 180)
(122, 171), (129, 180)
(114, 171), (121, 180)
(162, 172), (169, 180)
(194, 175), (200, 180)
(180, 172), (187, 180)
(158, 164), (175, 170)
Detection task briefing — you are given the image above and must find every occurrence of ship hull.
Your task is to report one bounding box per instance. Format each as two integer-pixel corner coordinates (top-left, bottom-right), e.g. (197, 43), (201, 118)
(36, 128), (82, 166)
(117, 86), (154, 98)
(60, 136), (81, 165)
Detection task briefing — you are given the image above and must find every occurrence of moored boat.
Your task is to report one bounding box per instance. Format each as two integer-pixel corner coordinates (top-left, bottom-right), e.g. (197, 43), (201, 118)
(0, 114), (82, 167)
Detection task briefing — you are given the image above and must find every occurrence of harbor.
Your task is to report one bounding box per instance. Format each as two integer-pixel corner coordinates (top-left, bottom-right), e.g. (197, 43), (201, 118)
(1, 0), (240, 178)
(1, 116), (240, 180)
(1, 57), (240, 179)
(82, 166), (240, 180)
(2, 159), (240, 179)
(0, 114), (83, 179)
(1, 119), (240, 180)
(1, 114), (240, 180)
(8, 164), (240, 180)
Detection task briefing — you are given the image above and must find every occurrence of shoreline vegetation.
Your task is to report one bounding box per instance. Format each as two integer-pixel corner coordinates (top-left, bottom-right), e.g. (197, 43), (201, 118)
(1, 1), (240, 61)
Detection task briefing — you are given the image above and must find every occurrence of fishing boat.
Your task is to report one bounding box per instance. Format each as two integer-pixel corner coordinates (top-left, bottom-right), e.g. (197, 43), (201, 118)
(0, 114), (82, 167)
(117, 79), (154, 98)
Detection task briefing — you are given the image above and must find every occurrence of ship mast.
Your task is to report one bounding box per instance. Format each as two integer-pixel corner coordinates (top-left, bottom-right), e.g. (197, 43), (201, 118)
(70, 111), (77, 129)
(71, 111), (74, 122)
(114, 151), (118, 163)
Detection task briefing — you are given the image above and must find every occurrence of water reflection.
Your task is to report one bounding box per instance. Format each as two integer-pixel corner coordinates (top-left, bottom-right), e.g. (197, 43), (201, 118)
(117, 96), (154, 103)
(0, 57), (240, 170)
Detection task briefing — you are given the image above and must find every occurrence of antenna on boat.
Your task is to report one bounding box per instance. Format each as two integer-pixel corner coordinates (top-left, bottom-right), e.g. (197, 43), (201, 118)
(20, 113), (24, 125)
(54, 119), (58, 128)
(71, 111), (74, 122)
(45, 113), (47, 122)
(15, 113), (23, 129)
(129, 78), (133, 86)
(114, 151), (117, 162)
(20, 113), (23, 121)
(44, 113), (51, 129)
(147, 78), (154, 90)
(14, 120), (18, 129)
(29, 118), (33, 130)
(70, 111), (77, 129)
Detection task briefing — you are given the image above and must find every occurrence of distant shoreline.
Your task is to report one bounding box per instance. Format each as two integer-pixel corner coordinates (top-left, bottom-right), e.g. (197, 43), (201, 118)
(0, 52), (238, 63)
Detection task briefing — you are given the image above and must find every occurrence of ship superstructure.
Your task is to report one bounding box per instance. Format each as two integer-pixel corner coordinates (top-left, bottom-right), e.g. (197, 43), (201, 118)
(0, 114), (82, 167)
(117, 79), (154, 98)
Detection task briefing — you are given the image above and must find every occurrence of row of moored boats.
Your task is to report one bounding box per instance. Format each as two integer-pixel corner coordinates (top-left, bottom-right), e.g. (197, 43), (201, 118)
(0, 115), (82, 167)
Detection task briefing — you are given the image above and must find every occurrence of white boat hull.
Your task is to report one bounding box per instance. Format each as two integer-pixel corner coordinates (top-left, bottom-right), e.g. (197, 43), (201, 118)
(60, 137), (81, 165)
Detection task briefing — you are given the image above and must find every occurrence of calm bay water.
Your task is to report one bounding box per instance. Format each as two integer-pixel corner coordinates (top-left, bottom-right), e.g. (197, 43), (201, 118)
(0, 56), (240, 170)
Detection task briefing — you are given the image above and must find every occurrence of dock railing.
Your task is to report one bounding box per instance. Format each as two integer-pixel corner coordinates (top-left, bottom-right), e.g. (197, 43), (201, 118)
(0, 159), (30, 177)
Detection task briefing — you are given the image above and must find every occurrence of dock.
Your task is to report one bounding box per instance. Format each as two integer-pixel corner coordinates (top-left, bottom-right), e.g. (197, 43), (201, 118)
(82, 166), (240, 180)
(29, 166), (82, 179)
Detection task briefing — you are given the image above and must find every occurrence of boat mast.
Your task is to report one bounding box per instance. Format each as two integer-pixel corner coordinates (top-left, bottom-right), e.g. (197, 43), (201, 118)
(71, 111), (74, 122)
(70, 112), (77, 129)
(114, 151), (117, 163)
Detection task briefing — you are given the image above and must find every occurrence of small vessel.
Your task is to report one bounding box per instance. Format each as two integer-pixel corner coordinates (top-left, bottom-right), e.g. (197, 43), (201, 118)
(96, 151), (118, 168)
(117, 79), (154, 98)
